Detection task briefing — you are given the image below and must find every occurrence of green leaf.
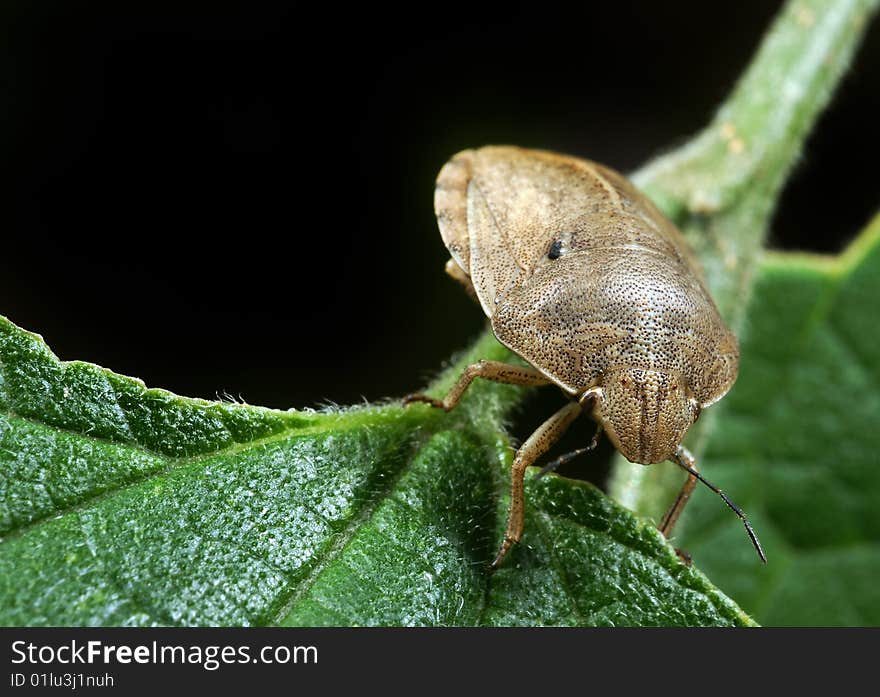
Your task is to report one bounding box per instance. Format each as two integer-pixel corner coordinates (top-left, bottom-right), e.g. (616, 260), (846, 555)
(0, 317), (751, 626)
(674, 216), (880, 626)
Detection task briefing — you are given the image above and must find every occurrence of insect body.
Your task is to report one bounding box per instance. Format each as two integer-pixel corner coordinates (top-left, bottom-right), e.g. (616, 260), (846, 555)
(406, 146), (764, 567)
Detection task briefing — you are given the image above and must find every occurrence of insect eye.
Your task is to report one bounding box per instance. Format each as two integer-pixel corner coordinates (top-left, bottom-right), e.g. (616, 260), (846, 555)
(547, 239), (563, 260)
(670, 384), (677, 391)
(620, 379), (628, 386)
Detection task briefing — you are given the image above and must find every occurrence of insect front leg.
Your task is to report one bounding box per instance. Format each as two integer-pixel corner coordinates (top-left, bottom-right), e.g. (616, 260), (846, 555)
(667, 445), (767, 563)
(535, 422), (603, 479)
(492, 401), (583, 569)
(658, 445), (699, 540)
(403, 360), (550, 411)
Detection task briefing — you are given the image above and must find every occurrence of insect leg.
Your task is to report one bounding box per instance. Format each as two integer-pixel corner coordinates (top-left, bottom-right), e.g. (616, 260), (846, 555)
(491, 401), (583, 569)
(444, 258), (477, 299)
(402, 360), (550, 411)
(535, 422), (603, 479)
(657, 445), (699, 539)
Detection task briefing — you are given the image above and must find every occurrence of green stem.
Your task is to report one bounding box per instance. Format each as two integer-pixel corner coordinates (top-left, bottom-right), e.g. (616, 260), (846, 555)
(610, 0), (878, 518)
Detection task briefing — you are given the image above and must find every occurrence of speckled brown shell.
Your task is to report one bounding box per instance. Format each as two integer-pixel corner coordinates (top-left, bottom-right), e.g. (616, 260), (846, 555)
(434, 146), (739, 463)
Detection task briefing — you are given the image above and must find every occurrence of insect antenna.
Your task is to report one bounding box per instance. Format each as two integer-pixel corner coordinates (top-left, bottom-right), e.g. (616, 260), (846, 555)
(535, 424), (603, 480)
(671, 451), (767, 563)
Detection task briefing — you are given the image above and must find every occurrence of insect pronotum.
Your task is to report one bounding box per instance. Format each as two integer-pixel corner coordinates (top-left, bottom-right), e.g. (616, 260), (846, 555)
(404, 146), (765, 568)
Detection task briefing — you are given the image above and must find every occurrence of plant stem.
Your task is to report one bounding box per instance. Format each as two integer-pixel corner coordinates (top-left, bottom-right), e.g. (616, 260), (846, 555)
(610, 0), (879, 518)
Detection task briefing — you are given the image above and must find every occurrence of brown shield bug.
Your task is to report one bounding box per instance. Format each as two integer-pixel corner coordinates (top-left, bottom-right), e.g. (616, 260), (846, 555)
(405, 146), (765, 568)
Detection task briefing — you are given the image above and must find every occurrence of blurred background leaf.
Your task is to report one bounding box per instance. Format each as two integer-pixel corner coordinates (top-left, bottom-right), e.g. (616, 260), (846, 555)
(676, 216), (880, 625)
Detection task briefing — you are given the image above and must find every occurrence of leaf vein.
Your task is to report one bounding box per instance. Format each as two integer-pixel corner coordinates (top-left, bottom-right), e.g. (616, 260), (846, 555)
(267, 439), (420, 625)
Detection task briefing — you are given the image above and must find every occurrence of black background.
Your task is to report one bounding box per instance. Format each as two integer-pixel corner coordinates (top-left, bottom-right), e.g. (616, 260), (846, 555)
(2, 0), (878, 420)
